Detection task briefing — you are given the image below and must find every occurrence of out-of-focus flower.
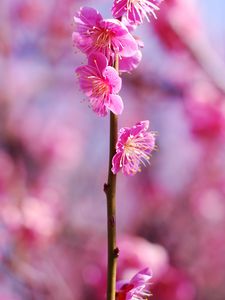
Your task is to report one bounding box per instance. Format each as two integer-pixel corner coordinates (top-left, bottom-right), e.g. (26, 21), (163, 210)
(112, 0), (160, 25)
(0, 288), (21, 300)
(152, 0), (202, 51)
(118, 236), (169, 280)
(112, 121), (155, 175)
(72, 7), (138, 60)
(186, 101), (225, 140)
(76, 52), (123, 116)
(152, 267), (196, 300)
(116, 268), (152, 300)
(1, 188), (62, 248)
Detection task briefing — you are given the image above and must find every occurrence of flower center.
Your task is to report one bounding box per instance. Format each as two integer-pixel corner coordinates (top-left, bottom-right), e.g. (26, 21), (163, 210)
(88, 26), (113, 48)
(124, 136), (142, 154)
(123, 134), (151, 165)
(124, 138), (137, 155)
(94, 28), (113, 48)
(90, 77), (110, 98)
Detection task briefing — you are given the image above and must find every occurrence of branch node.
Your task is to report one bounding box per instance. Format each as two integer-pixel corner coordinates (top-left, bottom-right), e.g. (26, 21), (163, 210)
(104, 183), (109, 194)
(109, 216), (115, 227)
(113, 247), (120, 258)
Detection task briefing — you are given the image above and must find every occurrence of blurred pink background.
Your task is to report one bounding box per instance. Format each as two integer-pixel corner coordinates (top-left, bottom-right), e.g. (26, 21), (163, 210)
(1, 0), (225, 299)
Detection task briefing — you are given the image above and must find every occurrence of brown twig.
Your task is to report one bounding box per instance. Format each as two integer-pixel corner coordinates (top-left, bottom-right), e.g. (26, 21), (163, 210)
(104, 54), (119, 300)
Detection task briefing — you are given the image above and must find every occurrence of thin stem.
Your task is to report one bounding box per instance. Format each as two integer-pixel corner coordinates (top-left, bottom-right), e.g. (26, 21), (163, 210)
(104, 55), (119, 300)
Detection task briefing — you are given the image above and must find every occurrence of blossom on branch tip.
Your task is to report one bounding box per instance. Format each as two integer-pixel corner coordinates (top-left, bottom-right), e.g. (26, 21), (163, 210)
(116, 268), (152, 300)
(112, 121), (155, 175)
(112, 0), (161, 25)
(76, 52), (123, 117)
(73, 7), (138, 60)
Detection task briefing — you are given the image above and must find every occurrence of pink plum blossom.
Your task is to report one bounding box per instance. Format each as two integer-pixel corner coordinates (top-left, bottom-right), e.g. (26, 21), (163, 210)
(116, 268), (152, 300)
(72, 7), (138, 60)
(118, 236), (169, 280)
(112, 0), (161, 25)
(76, 52), (123, 117)
(112, 121), (155, 175)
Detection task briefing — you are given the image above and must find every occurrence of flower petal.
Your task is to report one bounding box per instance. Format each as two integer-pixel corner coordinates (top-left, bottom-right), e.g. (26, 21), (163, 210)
(88, 52), (108, 74)
(130, 120), (149, 136)
(119, 50), (142, 73)
(106, 94), (124, 115)
(114, 32), (138, 57)
(75, 6), (102, 27)
(112, 0), (127, 19)
(76, 66), (94, 96)
(103, 66), (122, 94)
(89, 97), (107, 117)
(112, 152), (122, 174)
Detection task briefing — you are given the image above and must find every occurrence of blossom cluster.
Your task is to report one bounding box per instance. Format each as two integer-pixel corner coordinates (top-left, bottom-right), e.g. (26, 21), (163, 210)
(72, 0), (163, 300)
(73, 1), (162, 298)
(73, 1), (162, 176)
